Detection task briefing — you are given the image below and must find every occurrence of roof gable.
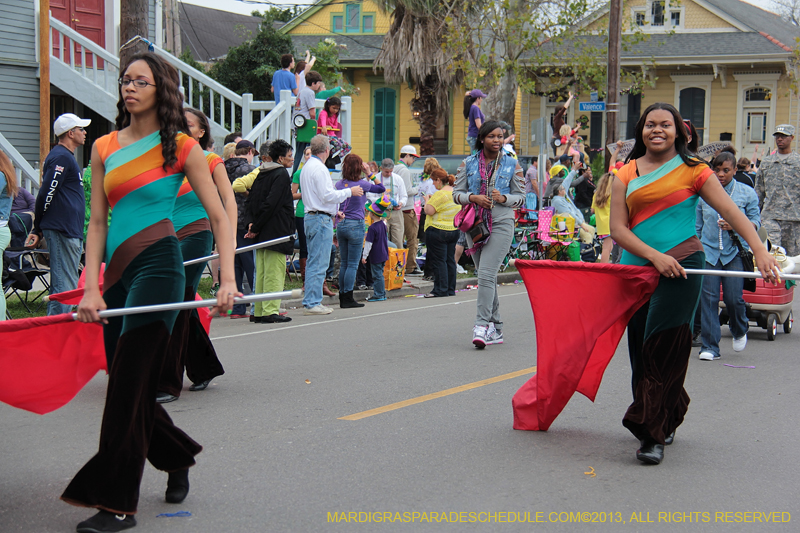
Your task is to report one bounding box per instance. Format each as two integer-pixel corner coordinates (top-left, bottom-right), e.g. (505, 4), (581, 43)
(179, 3), (262, 61)
(282, 0), (390, 35)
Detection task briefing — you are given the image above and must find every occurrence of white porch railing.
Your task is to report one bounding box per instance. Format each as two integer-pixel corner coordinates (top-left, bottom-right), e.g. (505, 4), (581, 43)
(49, 16), (120, 122)
(0, 132), (40, 194)
(46, 18), (352, 153)
(245, 92), (352, 153)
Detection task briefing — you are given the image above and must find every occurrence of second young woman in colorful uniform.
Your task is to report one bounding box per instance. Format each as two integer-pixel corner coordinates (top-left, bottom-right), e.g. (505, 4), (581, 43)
(157, 107), (238, 402)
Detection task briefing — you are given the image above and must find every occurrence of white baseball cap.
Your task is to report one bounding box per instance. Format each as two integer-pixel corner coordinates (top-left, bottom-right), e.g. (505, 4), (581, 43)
(399, 145), (419, 157)
(54, 113), (91, 136)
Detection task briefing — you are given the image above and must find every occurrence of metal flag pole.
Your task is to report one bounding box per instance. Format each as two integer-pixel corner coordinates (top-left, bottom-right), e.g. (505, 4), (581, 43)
(182, 234), (295, 266)
(72, 289), (303, 320)
(683, 268), (799, 281)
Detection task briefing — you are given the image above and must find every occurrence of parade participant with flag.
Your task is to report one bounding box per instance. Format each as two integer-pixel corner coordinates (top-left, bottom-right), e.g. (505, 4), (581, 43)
(610, 103), (780, 465)
(156, 107), (238, 403)
(60, 52), (238, 532)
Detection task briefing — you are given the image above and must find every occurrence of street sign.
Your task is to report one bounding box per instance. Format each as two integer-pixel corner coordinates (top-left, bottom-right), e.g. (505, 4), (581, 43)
(579, 102), (606, 112)
(590, 91), (599, 103)
(530, 117), (550, 145)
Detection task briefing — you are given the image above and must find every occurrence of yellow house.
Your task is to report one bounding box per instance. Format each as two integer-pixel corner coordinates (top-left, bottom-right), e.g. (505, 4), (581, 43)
(283, 0), (799, 162)
(520, 0), (800, 159)
(282, 0), (508, 160)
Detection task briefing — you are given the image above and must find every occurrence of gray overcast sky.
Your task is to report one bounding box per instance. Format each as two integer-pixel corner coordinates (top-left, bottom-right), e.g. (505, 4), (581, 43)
(180, 0), (780, 17)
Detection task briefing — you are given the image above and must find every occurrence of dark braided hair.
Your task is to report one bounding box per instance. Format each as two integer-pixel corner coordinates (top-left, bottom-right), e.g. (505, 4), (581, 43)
(116, 52), (188, 170)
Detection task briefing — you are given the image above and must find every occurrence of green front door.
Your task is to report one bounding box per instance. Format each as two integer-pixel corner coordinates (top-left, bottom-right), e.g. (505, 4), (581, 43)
(373, 87), (396, 162)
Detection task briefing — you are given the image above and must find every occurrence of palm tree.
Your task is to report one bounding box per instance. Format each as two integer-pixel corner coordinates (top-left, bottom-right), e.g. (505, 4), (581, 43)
(375, 0), (465, 155)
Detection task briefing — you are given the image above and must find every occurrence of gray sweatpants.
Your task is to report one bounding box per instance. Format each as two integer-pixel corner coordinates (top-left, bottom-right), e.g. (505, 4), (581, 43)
(470, 217), (514, 329)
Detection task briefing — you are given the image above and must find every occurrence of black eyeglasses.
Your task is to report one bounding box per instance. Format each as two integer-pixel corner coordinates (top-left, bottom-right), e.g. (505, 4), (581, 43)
(118, 78), (156, 89)
(71, 127), (86, 133)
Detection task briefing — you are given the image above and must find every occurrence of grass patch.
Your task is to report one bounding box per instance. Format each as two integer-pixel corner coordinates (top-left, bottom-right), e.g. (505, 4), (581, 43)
(5, 291), (48, 319)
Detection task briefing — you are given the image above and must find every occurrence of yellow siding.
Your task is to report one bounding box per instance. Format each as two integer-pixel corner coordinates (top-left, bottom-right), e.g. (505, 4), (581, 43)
(398, 84), (419, 156)
(707, 79), (737, 143)
(683, 2), (735, 30)
(287, 0), (392, 35)
(349, 69), (372, 160)
(451, 85), (469, 154)
(585, 1), (736, 33)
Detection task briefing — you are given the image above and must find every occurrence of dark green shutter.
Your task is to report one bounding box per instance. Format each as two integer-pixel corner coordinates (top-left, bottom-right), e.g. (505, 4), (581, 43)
(373, 88), (396, 161)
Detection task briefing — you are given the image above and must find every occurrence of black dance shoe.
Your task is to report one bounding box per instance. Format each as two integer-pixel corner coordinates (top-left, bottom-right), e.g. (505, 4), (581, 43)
(76, 510), (136, 532)
(155, 392), (178, 404)
(636, 439), (664, 465)
(262, 314), (292, 323)
(189, 379), (211, 392)
(664, 431), (675, 445)
(165, 468), (190, 504)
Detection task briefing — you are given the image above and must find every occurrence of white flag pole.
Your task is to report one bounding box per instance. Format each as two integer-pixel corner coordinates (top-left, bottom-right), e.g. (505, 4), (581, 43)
(182, 234), (295, 266)
(71, 289), (303, 320)
(683, 268), (798, 281)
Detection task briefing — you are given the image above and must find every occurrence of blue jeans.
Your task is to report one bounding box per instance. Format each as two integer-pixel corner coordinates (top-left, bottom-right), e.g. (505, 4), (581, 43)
(700, 257), (749, 357)
(303, 213), (333, 308)
(370, 262), (386, 298)
(0, 225), (10, 320)
(234, 228), (256, 316)
(337, 218), (365, 292)
(327, 243), (336, 279)
(43, 229), (82, 316)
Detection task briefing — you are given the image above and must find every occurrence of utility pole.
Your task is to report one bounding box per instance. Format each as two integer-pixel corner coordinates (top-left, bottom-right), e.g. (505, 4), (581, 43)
(119, 0), (149, 68)
(39, 0), (50, 176)
(606, 0), (622, 167)
(163, 0), (181, 55)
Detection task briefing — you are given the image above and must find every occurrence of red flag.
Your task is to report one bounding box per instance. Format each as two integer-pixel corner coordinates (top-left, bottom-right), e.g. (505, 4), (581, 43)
(46, 263), (105, 306)
(195, 293), (212, 334)
(0, 314), (107, 415)
(512, 260), (660, 431)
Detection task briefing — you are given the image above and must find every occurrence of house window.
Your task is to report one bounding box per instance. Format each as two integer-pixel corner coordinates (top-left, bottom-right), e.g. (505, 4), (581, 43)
(634, 10), (646, 26)
(346, 4), (360, 32)
(651, 1), (665, 26)
(679, 87), (706, 145)
(745, 87), (771, 101)
(747, 112), (768, 143)
(362, 14), (374, 33)
(332, 15), (343, 33)
(670, 10), (680, 26)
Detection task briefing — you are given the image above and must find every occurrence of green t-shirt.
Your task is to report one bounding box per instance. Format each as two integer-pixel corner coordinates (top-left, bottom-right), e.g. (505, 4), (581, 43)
(292, 167), (304, 217)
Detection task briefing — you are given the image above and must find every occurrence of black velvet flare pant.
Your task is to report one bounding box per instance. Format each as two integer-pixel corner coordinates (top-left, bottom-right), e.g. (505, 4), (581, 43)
(61, 237), (202, 514)
(623, 251), (704, 445)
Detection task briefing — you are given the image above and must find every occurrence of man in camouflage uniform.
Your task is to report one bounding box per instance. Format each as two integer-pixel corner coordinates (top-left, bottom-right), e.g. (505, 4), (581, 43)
(755, 124), (800, 256)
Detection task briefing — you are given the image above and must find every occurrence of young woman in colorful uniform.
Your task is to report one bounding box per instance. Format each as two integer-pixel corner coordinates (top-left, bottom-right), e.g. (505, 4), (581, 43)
(156, 107), (238, 402)
(61, 52), (238, 532)
(610, 102), (780, 466)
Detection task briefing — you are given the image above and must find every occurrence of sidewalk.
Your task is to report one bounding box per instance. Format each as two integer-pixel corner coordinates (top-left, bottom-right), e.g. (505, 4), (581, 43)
(281, 270), (523, 310)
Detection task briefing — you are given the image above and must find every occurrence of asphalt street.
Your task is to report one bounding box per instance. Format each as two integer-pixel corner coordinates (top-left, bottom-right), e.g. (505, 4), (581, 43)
(1, 284), (798, 532)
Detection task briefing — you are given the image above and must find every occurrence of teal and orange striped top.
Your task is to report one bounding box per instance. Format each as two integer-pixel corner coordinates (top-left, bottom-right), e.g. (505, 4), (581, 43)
(96, 130), (196, 265)
(172, 150), (223, 232)
(617, 155), (713, 266)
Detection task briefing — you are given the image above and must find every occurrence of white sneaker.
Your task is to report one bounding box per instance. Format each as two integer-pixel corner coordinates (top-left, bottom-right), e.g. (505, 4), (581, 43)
(732, 334), (747, 352)
(456, 264), (467, 274)
(485, 324), (504, 345)
(472, 325), (489, 349)
(303, 305), (332, 315)
(698, 351), (720, 361)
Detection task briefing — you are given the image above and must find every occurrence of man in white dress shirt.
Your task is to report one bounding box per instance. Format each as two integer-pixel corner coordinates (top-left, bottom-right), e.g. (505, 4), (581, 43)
(300, 135), (363, 314)
(379, 158), (407, 249)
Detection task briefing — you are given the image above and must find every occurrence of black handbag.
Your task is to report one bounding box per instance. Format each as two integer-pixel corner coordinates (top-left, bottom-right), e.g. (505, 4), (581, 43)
(729, 231), (756, 292)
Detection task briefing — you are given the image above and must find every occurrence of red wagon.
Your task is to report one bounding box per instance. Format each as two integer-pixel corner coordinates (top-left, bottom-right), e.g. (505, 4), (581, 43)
(719, 279), (794, 341)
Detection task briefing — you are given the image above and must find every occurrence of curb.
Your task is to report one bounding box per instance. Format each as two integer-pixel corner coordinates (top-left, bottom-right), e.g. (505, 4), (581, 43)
(282, 270), (523, 309)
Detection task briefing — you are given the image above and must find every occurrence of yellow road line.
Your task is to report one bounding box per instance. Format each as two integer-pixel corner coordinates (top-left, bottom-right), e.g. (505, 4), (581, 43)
(338, 366), (537, 421)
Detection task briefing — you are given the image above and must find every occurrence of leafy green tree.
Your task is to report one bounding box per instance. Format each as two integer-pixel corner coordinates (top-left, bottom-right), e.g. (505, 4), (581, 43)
(251, 7), (299, 23)
(308, 38), (360, 96)
(443, 1), (651, 125)
(208, 13), (293, 101)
